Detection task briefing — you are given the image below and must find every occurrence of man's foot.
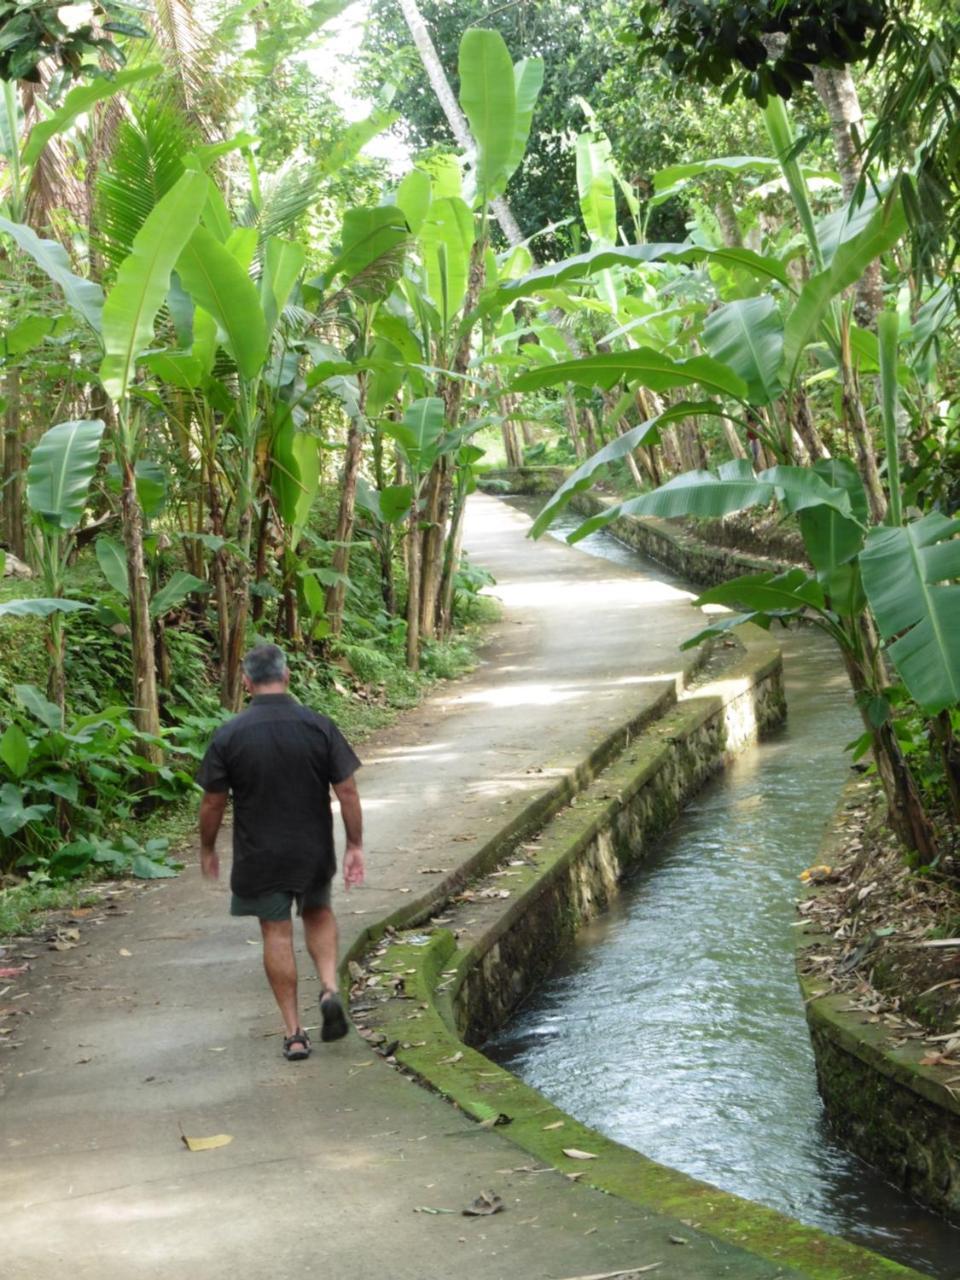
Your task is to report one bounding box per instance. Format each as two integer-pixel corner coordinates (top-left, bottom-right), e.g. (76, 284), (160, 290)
(282, 1028), (311, 1060)
(319, 990), (348, 1042)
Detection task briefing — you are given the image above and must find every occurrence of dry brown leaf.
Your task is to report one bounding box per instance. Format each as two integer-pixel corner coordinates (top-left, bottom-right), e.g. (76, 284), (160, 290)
(562, 1147), (598, 1160)
(462, 1190), (504, 1216)
(181, 1133), (232, 1152)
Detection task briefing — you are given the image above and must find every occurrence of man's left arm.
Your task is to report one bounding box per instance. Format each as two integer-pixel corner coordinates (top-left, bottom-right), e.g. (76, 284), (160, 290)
(199, 791), (228, 880)
(333, 774), (364, 889)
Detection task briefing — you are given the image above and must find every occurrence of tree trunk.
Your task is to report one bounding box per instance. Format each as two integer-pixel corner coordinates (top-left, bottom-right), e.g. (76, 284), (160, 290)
(418, 455), (449, 637)
(723, 417), (749, 460)
(562, 390), (585, 461)
(397, 0), (525, 248)
(790, 388), (830, 461)
(121, 459), (162, 760)
(715, 191), (743, 248)
(500, 396), (524, 468)
(842, 643), (938, 858)
(812, 65), (883, 324)
(251, 499), (270, 624)
(841, 360), (887, 522)
(324, 418), (365, 637)
(405, 499), (421, 671)
(2, 366), (25, 559)
(439, 484), (467, 638)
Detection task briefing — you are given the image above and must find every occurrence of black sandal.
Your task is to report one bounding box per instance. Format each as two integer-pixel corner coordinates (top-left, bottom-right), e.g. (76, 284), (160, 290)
(319, 991), (348, 1042)
(282, 1028), (311, 1060)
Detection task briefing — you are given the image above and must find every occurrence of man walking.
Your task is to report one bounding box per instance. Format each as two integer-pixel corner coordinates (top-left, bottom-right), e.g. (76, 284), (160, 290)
(198, 644), (365, 1060)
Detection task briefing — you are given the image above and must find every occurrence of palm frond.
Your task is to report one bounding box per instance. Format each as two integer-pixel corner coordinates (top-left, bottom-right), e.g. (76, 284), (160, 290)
(150, 0), (229, 132)
(94, 99), (199, 271)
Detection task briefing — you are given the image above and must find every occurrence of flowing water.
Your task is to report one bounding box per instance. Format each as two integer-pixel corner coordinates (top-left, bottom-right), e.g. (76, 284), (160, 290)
(488, 507), (960, 1279)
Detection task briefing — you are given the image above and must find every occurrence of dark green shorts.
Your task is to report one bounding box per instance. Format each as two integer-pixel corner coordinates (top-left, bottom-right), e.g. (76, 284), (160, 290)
(230, 880), (332, 921)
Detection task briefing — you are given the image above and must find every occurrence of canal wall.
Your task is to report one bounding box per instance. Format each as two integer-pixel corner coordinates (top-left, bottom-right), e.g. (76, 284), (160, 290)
(798, 790), (960, 1224)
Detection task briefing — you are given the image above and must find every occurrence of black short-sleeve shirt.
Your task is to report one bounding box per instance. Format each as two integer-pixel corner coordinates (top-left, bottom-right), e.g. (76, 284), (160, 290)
(197, 694), (361, 897)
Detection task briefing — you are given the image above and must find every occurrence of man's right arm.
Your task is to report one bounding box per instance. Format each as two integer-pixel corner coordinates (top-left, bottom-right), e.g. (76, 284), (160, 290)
(333, 774), (364, 889)
(199, 791), (228, 880)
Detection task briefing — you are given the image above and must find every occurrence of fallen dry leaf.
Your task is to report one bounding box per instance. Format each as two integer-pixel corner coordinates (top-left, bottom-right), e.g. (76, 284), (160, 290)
(181, 1132), (233, 1152)
(555, 1269), (662, 1279)
(437, 1050), (463, 1066)
(118, 949), (132, 957)
(462, 1190), (504, 1217)
(0, 966), (27, 978)
(562, 1147), (598, 1160)
(542, 1120), (564, 1131)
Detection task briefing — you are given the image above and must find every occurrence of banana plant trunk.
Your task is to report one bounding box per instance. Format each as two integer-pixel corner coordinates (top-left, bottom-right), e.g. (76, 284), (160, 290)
(418, 456), (449, 638)
(120, 459), (162, 761)
(405, 498), (422, 671)
(3, 367), (25, 559)
(841, 645), (938, 858)
(439, 483), (467, 639)
(840, 360), (887, 523)
(325, 418), (366, 638)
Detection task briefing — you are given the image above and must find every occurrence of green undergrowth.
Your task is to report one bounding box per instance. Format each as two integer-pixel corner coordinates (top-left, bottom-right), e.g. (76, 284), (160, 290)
(0, 542), (501, 940)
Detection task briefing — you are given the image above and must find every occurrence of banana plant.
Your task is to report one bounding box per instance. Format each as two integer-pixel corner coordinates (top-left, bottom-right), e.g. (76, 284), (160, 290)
(0, 419), (104, 711)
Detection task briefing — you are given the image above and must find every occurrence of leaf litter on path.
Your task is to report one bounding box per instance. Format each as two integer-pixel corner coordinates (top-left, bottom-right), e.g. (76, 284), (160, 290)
(180, 1131), (233, 1152)
(462, 1190), (504, 1216)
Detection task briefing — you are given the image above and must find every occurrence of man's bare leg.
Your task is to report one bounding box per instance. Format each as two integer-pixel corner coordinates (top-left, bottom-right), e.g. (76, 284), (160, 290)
(260, 918), (300, 1035)
(302, 905), (338, 994)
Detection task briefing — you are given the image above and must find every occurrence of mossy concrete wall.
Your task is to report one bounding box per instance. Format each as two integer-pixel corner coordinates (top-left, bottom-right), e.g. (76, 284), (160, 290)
(798, 792), (960, 1223)
(455, 630), (785, 1045)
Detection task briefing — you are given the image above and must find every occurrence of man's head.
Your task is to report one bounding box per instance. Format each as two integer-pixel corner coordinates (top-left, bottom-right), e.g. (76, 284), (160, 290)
(241, 644), (290, 694)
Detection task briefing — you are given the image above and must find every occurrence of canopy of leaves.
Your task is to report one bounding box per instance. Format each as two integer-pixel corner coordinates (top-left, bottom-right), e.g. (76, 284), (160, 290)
(628, 0), (893, 105)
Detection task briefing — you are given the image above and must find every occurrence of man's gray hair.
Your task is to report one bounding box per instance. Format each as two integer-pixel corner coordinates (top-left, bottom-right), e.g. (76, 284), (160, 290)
(242, 644), (288, 686)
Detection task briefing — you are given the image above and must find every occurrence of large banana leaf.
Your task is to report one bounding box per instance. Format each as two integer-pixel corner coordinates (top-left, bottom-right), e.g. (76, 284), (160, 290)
(176, 226), (268, 381)
(0, 217), (104, 333)
(782, 185), (906, 386)
(576, 133), (617, 246)
(149, 571), (210, 619)
(95, 535), (130, 598)
(99, 170), (208, 401)
(0, 598), (91, 618)
(418, 197), (475, 328)
(382, 397), (445, 475)
(458, 27), (516, 201)
(702, 297), (783, 406)
(797, 457), (867, 573)
(568, 459), (853, 543)
(261, 237), (306, 336)
(21, 66), (159, 166)
(695, 567), (826, 612)
(492, 242), (791, 307)
(272, 420), (320, 541)
(530, 401), (726, 537)
(395, 168), (432, 234)
(651, 154), (838, 208)
(510, 347), (748, 399)
(500, 56), (544, 189)
(26, 419), (105, 531)
(325, 206), (409, 302)
(860, 513), (960, 713)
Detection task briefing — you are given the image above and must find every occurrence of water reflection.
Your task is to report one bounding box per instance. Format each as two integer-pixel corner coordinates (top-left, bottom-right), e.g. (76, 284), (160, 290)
(488, 512), (960, 1280)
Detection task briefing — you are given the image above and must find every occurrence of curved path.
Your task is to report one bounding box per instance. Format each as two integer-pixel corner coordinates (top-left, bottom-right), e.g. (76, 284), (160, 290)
(2, 496), (807, 1279)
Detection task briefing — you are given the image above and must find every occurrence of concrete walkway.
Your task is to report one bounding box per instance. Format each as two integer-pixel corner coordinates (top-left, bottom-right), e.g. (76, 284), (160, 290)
(2, 496), (809, 1279)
